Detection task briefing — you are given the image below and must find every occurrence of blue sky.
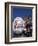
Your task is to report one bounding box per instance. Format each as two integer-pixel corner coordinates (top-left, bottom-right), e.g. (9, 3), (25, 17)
(11, 6), (32, 21)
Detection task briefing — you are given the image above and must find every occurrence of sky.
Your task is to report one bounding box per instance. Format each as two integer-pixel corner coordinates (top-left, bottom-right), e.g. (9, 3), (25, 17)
(11, 6), (32, 21)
